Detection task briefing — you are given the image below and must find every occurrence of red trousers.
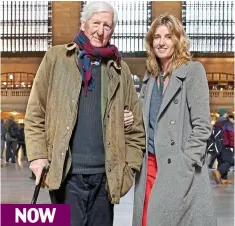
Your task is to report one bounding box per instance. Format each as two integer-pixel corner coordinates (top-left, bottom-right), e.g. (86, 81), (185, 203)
(142, 153), (158, 226)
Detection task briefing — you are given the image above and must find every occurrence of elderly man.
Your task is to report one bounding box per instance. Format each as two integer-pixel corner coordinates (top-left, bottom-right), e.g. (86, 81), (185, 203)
(24, 1), (145, 226)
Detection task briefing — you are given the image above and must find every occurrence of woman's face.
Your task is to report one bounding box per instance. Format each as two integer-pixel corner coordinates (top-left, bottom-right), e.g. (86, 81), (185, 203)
(152, 25), (175, 61)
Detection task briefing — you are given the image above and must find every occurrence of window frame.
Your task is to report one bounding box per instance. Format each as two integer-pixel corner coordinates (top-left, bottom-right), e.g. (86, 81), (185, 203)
(182, 1), (234, 57)
(1, 1), (52, 57)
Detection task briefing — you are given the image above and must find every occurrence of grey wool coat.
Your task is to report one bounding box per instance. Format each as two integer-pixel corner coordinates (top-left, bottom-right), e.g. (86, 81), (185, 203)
(133, 62), (216, 226)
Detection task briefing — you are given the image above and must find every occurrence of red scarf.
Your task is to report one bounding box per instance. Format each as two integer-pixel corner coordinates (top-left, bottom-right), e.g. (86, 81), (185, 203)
(73, 31), (121, 96)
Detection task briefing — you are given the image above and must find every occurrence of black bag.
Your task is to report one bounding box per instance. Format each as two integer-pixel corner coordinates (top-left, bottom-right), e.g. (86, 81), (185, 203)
(206, 124), (225, 156)
(8, 123), (19, 139)
(18, 127), (25, 142)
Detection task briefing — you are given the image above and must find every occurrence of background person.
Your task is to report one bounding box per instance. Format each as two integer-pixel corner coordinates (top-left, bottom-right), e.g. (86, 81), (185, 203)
(213, 109), (234, 184)
(5, 116), (19, 164)
(1, 119), (6, 159)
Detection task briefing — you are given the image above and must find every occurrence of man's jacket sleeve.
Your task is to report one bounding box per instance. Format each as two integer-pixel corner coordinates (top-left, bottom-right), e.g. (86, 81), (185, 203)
(24, 49), (52, 162)
(123, 63), (146, 172)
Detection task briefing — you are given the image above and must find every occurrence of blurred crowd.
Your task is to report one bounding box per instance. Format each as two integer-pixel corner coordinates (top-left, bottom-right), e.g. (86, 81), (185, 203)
(207, 108), (234, 184)
(1, 116), (26, 163)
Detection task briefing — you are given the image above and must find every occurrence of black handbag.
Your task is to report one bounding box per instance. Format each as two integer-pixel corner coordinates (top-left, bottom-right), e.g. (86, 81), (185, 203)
(31, 165), (50, 204)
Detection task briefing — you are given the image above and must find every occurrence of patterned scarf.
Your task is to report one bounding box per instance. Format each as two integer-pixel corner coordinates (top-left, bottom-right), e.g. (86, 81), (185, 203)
(73, 31), (121, 96)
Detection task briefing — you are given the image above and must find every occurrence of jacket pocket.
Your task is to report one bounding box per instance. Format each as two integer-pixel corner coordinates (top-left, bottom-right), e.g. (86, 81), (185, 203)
(120, 164), (135, 197)
(180, 148), (195, 172)
(178, 152), (196, 201)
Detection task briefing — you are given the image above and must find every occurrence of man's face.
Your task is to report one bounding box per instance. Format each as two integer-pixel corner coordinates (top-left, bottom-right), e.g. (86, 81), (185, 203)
(81, 11), (113, 47)
(152, 25), (175, 62)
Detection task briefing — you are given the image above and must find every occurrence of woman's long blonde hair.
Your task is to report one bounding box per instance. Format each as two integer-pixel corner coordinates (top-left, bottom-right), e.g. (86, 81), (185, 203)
(146, 13), (192, 76)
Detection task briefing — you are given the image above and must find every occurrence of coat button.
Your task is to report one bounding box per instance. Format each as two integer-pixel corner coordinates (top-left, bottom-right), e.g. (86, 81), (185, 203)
(171, 140), (175, 145)
(170, 120), (175, 125)
(106, 141), (110, 145)
(112, 194), (115, 198)
(173, 98), (178, 104)
(167, 158), (171, 164)
(108, 168), (111, 172)
(107, 114), (110, 119)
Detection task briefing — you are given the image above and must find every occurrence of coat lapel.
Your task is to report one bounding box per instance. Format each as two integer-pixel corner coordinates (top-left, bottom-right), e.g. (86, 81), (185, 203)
(142, 73), (156, 133)
(66, 45), (82, 86)
(143, 76), (155, 118)
(101, 64), (109, 122)
(106, 61), (120, 114)
(157, 64), (187, 121)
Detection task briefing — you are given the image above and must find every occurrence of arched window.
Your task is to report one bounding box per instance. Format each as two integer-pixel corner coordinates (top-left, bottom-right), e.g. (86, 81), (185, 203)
(1, 72), (35, 89)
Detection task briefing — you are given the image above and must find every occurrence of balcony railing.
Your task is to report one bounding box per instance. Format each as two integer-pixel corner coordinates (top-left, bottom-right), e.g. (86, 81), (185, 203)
(210, 90), (234, 99)
(1, 88), (31, 112)
(209, 90), (234, 112)
(1, 88), (234, 113)
(1, 89), (31, 97)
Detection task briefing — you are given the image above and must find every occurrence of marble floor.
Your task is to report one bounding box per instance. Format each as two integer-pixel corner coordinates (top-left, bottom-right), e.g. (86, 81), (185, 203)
(1, 159), (234, 226)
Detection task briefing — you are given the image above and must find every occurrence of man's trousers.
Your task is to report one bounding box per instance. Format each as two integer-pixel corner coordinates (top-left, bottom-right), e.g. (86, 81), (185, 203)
(49, 173), (114, 226)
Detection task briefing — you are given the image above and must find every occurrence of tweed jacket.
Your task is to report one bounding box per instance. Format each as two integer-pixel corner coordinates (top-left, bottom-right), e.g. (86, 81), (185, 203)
(24, 42), (145, 204)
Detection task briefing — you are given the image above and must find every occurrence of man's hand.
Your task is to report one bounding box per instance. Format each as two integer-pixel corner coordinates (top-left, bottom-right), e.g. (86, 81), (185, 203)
(124, 110), (134, 127)
(29, 159), (49, 185)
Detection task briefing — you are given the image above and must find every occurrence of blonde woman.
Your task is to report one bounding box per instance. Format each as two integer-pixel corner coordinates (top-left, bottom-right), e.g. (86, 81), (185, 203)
(132, 14), (216, 226)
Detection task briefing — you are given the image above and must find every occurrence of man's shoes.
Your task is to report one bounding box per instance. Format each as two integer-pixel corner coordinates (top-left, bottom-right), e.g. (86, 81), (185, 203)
(29, 172), (36, 181)
(29, 176), (36, 181)
(221, 179), (232, 184)
(213, 170), (221, 184)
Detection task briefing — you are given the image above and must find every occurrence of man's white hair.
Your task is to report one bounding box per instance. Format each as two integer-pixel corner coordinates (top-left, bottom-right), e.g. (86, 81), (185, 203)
(81, 1), (118, 29)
